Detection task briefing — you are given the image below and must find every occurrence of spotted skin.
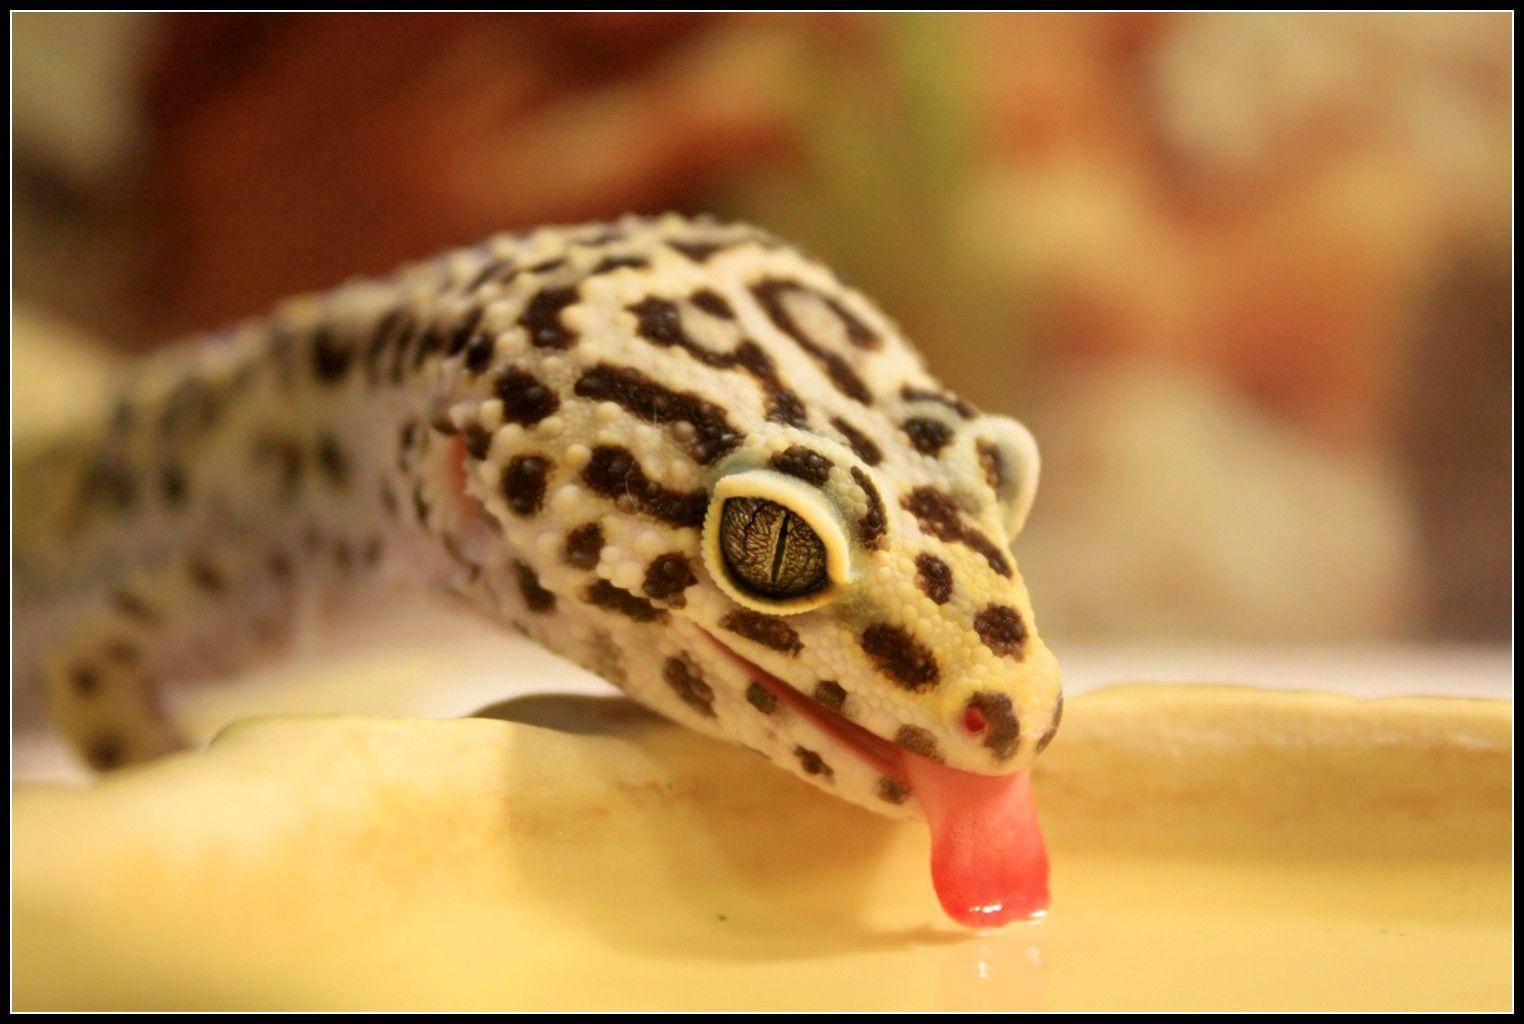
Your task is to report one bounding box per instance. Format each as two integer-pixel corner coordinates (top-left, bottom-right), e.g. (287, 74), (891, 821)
(12, 214), (1061, 819)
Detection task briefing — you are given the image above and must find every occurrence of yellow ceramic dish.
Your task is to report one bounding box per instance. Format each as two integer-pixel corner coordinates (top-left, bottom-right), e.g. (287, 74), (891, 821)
(11, 685), (1511, 1011)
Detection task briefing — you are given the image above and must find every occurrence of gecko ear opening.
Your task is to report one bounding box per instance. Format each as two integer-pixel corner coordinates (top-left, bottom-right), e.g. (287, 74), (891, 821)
(977, 416), (1041, 538)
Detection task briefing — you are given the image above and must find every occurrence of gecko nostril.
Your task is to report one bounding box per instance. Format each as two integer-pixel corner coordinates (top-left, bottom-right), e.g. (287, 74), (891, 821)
(962, 706), (987, 735)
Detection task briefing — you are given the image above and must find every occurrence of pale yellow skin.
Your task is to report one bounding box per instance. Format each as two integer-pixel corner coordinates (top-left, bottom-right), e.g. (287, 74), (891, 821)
(14, 214), (1062, 818)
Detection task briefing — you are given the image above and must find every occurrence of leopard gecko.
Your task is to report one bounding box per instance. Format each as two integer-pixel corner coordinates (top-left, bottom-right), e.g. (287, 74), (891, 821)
(12, 214), (1063, 926)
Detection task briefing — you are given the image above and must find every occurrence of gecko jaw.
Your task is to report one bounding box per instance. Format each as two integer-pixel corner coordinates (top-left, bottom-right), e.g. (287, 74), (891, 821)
(699, 631), (906, 783)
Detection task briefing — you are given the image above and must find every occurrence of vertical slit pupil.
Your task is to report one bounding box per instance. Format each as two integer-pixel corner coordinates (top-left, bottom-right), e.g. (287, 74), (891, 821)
(770, 512), (790, 588)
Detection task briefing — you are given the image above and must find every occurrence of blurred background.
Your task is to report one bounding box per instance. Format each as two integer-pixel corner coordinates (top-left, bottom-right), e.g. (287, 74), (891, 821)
(11, 11), (1512, 649)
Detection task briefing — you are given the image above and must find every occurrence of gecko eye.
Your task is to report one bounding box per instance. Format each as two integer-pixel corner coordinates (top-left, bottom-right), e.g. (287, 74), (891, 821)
(717, 497), (828, 599)
(703, 467), (853, 614)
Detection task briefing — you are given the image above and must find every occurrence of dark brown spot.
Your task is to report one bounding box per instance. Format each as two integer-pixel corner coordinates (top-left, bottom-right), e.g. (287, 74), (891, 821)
(745, 682), (778, 715)
(642, 553), (697, 606)
(269, 550), (294, 583)
(769, 446), (832, 486)
(69, 664), (100, 696)
(591, 255), (649, 275)
(466, 257), (516, 292)
(578, 227), (625, 246)
(514, 560), (556, 612)
(379, 482), (399, 517)
(496, 368), (561, 426)
(442, 533), (472, 569)
(902, 487), (1011, 577)
(663, 656), (715, 717)
(581, 446), (708, 528)
(1035, 695), (1063, 754)
(902, 417), (955, 456)
(189, 559), (227, 594)
(793, 746), (834, 779)
(364, 309), (404, 383)
(528, 257), (566, 274)
(851, 467), (887, 551)
(411, 325), (444, 370)
(966, 692), (1020, 761)
(895, 725), (943, 761)
(311, 329), (352, 383)
(387, 318), (420, 384)
(584, 579), (667, 623)
(362, 537), (383, 566)
(463, 256), (518, 292)
(157, 376), (221, 435)
(111, 590), (160, 624)
(85, 735), (125, 770)
(518, 286), (579, 349)
(901, 385), (976, 419)
(690, 289), (734, 318)
(502, 455), (552, 516)
(302, 522), (324, 554)
(669, 239), (729, 262)
(430, 412), (460, 436)
(860, 623), (939, 691)
(563, 522), (604, 570)
(463, 425), (493, 460)
(159, 464), (187, 507)
(586, 628), (626, 688)
(81, 458), (136, 512)
(735, 343), (808, 427)
(878, 777), (912, 805)
(396, 420), (420, 468)
(830, 417), (882, 466)
(812, 680), (847, 712)
(463, 332), (497, 373)
(628, 295), (687, 344)
(316, 433), (349, 487)
(914, 553), (953, 604)
(445, 307), (486, 357)
(720, 609), (803, 656)
(973, 604), (1027, 659)
(574, 362), (739, 464)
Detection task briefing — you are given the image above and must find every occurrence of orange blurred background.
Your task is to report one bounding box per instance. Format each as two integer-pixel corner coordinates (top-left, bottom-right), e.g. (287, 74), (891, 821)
(12, 12), (1512, 645)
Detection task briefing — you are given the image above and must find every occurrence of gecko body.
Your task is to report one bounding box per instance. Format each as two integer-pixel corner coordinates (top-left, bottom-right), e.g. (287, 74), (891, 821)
(14, 214), (1062, 833)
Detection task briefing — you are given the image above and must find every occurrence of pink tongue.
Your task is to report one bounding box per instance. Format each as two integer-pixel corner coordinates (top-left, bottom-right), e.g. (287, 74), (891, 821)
(902, 756), (1050, 927)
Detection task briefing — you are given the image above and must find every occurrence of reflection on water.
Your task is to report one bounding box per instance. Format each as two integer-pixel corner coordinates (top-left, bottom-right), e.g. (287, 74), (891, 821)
(939, 930), (1049, 1012)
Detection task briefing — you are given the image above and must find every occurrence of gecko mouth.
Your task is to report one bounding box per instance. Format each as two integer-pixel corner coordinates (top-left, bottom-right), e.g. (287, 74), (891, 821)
(699, 629), (1053, 928)
(699, 632), (906, 782)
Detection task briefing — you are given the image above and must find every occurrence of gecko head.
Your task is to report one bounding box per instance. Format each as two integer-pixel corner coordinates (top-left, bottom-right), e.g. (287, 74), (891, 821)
(675, 408), (1063, 817)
